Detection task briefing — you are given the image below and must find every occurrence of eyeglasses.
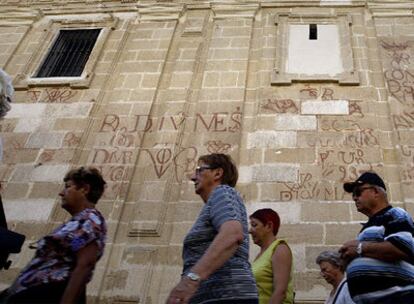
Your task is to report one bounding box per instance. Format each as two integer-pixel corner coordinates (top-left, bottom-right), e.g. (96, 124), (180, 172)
(195, 165), (216, 175)
(352, 186), (375, 197)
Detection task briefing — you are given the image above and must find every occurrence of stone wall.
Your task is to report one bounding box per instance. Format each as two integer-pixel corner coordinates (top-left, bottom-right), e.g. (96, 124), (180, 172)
(0, 0), (413, 303)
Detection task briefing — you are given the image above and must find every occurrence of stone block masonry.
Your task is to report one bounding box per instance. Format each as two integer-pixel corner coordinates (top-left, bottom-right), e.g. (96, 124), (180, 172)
(0, 2), (413, 304)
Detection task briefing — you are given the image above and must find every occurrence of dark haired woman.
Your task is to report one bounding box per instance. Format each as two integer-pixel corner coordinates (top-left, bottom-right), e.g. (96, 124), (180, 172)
(249, 209), (294, 304)
(1, 167), (107, 303)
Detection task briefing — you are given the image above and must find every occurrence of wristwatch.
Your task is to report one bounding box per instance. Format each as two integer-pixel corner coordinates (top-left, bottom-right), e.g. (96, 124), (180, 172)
(357, 242), (363, 256)
(186, 272), (201, 282)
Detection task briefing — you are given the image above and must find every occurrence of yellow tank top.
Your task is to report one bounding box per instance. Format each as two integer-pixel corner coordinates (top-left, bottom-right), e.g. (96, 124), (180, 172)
(252, 239), (294, 304)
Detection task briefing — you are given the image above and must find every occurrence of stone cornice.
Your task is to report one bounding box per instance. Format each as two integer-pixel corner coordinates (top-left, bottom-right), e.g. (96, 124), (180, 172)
(137, 3), (184, 21)
(0, 7), (42, 26)
(368, 0), (414, 17)
(211, 3), (259, 19)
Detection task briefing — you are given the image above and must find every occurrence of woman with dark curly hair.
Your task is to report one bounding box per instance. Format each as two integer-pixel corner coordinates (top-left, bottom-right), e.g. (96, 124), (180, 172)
(1, 166), (107, 303)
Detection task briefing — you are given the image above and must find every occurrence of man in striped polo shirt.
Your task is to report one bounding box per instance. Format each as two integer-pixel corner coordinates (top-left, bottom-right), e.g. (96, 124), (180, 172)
(339, 172), (414, 303)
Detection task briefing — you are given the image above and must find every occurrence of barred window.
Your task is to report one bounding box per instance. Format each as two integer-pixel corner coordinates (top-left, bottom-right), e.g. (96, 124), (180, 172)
(36, 29), (101, 78)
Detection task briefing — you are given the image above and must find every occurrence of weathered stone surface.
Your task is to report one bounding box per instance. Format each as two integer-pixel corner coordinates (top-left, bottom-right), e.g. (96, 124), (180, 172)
(252, 164), (299, 182)
(301, 100), (349, 115)
(274, 115), (317, 130)
(3, 199), (55, 222)
(247, 131), (297, 149)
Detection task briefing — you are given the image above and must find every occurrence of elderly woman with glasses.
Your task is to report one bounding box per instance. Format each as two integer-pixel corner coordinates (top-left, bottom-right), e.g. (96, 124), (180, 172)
(167, 153), (258, 304)
(1, 167), (107, 303)
(316, 251), (354, 304)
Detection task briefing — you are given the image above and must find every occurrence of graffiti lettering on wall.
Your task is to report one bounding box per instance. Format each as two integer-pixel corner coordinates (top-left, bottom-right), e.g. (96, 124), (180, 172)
(381, 41), (410, 69)
(279, 172), (345, 201)
(63, 132), (81, 147)
(27, 88), (77, 103)
(349, 101), (364, 117)
(205, 140), (232, 153)
(306, 129), (379, 148)
(317, 148), (380, 182)
(319, 149), (365, 167)
(401, 145), (414, 161)
(384, 69), (414, 105)
(392, 109), (414, 129)
(142, 146), (198, 182)
(300, 85), (336, 100)
(381, 40), (414, 106)
(99, 108), (242, 134)
(261, 99), (298, 114)
(402, 166), (414, 182)
(92, 148), (134, 165)
(320, 119), (362, 132)
(93, 165), (130, 182)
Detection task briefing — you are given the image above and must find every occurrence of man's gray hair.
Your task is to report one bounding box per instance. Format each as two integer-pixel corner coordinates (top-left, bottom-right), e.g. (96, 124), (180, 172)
(316, 250), (344, 272)
(374, 185), (388, 200)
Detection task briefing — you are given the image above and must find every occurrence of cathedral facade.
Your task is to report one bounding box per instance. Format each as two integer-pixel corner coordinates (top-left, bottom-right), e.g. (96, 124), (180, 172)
(0, 0), (413, 302)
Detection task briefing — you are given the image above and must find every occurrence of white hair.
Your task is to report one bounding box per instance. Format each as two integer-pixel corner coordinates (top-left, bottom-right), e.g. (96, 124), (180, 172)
(0, 69), (13, 118)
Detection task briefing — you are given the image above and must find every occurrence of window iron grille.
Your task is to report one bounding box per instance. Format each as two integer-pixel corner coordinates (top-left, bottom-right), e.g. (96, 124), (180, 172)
(36, 29), (101, 78)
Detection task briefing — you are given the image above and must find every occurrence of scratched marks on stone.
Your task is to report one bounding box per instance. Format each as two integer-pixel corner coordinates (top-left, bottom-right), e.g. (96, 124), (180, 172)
(381, 40), (414, 106)
(261, 98), (298, 114)
(306, 129), (379, 148)
(99, 108), (242, 134)
(63, 132), (81, 147)
(317, 149), (380, 182)
(279, 172), (345, 201)
(205, 140), (232, 153)
(299, 85), (335, 101)
(381, 41), (411, 69)
(142, 146), (198, 182)
(27, 88), (77, 103)
(384, 69), (414, 105)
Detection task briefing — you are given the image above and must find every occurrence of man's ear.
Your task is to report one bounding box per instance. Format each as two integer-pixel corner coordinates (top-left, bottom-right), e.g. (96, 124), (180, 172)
(214, 167), (224, 182)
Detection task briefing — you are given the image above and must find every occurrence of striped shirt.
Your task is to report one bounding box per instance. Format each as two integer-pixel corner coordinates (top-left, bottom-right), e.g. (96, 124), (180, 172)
(182, 185), (258, 303)
(346, 206), (414, 303)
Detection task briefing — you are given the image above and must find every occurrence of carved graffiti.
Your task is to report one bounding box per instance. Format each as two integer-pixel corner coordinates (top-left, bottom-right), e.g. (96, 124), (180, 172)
(317, 147), (377, 181)
(99, 108), (242, 134)
(381, 40), (410, 69)
(92, 148), (134, 165)
(384, 69), (414, 105)
(261, 98), (298, 114)
(205, 140), (232, 153)
(306, 129), (379, 148)
(320, 118), (362, 132)
(63, 132), (81, 147)
(39, 150), (55, 163)
(349, 101), (364, 117)
(280, 172), (345, 201)
(381, 40), (414, 106)
(27, 88), (77, 103)
(142, 146), (198, 182)
(402, 165), (414, 182)
(300, 85), (336, 100)
(392, 110), (414, 129)
(93, 165), (130, 182)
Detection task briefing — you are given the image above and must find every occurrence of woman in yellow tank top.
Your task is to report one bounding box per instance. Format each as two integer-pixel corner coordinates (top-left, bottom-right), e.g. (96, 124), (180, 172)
(249, 209), (294, 304)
